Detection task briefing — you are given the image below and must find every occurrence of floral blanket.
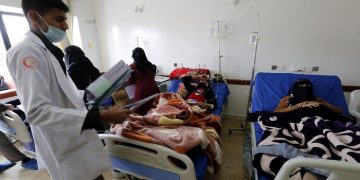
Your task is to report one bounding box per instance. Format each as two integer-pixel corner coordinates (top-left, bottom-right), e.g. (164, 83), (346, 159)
(110, 92), (222, 174)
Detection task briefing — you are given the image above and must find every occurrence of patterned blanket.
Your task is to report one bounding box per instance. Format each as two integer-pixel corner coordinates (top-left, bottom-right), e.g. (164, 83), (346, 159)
(250, 106), (360, 178)
(110, 92), (222, 174)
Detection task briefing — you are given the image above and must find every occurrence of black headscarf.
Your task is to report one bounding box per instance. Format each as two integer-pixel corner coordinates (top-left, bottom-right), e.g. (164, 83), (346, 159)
(289, 79), (315, 106)
(64, 45), (101, 90)
(64, 45), (85, 68)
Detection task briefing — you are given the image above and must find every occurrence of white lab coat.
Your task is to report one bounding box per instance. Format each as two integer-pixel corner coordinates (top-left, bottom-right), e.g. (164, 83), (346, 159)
(6, 31), (111, 180)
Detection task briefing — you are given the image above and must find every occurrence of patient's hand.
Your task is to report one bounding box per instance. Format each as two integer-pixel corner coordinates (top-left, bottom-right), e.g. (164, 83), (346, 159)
(100, 104), (132, 124)
(7, 104), (14, 110)
(296, 101), (321, 108)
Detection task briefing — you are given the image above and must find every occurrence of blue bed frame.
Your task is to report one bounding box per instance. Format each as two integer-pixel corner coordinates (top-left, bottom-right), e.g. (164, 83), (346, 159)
(251, 72), (349, 180)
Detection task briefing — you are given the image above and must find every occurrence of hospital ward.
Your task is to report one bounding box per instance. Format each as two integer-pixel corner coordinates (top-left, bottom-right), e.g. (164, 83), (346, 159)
(1, 0), (360, 180)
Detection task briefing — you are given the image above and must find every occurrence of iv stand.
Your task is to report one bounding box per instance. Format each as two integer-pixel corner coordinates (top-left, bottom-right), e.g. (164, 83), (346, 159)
(229, 14), (260, 135)
(215, 20), (224, 73)
(135, 36), (140, 47)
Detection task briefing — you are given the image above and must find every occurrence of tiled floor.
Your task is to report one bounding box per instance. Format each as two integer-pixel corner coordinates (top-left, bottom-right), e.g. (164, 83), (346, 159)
(0, 117), (247, 180)
(205, 116), (248, 180)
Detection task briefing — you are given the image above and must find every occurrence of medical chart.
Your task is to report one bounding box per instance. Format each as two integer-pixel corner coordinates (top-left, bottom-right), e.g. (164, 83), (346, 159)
(86, 60), (132, 109)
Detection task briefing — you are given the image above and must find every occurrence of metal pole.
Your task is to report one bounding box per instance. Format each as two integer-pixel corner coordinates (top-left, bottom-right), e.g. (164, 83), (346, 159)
(217, 21), (223, 73)
(229, 14), (260, 135)
(245, 13), (260, 133)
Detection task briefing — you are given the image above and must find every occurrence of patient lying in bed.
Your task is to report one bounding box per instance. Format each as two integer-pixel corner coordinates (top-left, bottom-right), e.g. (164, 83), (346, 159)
(110, 92), (222, 174)
(274, 79), (342, 114)
(176, 72), (216, 111)
(250, 78), (359, 180)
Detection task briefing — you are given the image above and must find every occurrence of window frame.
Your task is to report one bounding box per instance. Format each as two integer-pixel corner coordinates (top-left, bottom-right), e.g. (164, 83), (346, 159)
(0, 11), (26, 50)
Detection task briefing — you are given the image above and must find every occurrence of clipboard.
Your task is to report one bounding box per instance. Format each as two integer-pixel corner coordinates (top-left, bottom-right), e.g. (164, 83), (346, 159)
(123, 93), (159, 110)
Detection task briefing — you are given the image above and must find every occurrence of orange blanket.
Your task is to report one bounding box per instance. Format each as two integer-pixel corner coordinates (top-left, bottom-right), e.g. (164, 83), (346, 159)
(111, 120), (208, 153)
(110, 92), (222, 173)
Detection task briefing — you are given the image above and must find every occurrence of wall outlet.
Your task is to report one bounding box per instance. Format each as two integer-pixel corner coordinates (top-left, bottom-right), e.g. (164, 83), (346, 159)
(304, 66), (313, 72)
(312, 66), (319, 72)
(290, 66), (305, 72)
(271, 65), (278, 70)
(277, 65), (286, 71)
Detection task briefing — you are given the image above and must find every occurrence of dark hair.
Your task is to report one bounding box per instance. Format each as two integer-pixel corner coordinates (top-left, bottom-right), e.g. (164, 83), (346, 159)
(22, 0), (69, 16)
(132, 47), (156, 74)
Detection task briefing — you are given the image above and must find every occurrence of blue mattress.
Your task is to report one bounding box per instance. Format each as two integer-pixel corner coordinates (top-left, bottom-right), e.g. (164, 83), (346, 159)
(168, 79), (181, 93)
(251, 72), (349, 180)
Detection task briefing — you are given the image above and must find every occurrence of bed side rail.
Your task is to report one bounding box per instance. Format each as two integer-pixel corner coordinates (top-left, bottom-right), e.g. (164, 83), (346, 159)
(275, 158), (360, 180)
(98, 133), (196, 180)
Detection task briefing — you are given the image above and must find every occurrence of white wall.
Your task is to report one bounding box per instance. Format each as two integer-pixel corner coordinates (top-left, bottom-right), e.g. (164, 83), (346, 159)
(69, 0), (103, 70)
(254, 0), (360, 86)
(2, 0), (358, 117)
(93, 0), (255, 77)
(91, 0), (360, 85)
(222, 84), (249, 118)
(87, 0), (359, 116)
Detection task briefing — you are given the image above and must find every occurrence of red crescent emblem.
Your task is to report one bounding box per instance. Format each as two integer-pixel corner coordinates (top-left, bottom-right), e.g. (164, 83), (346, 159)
(22, 56), (39, 69)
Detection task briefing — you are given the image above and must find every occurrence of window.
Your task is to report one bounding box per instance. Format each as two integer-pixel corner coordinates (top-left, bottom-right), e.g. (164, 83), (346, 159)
(2, 13), (28, 48)
(0, 6), (28, 83)
(0, 29), (9, 77)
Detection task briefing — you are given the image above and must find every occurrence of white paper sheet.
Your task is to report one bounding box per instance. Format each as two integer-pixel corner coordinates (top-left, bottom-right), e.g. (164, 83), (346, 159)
(125, 84), (135, 100)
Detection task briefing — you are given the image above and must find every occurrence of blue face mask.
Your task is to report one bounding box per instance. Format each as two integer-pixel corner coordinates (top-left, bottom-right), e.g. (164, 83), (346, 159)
(36, 13), (66, 43)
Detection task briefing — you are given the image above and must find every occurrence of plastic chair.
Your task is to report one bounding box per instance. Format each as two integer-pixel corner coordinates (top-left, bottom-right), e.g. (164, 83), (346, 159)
(348, 90), (360, 122)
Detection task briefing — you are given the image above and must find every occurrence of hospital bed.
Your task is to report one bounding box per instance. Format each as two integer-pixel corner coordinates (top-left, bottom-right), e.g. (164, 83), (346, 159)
(99, 109), (213, 180)
(100, 72), (228, 180)
(99, 133), (197, 180)
(249, 72), (360, 180)
(168, 78), (229, 116)
(167, 69), (229, 177)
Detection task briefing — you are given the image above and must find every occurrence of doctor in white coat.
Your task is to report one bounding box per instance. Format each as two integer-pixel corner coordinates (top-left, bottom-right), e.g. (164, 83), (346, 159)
(7, 0), (131, 179)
